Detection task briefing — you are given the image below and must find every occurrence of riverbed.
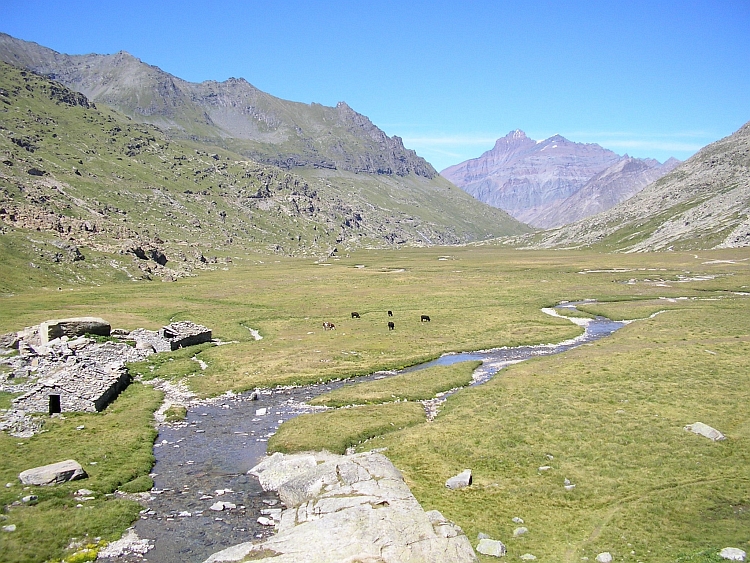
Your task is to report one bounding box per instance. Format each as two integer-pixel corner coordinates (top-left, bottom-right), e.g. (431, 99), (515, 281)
(125, 307), (625, 562)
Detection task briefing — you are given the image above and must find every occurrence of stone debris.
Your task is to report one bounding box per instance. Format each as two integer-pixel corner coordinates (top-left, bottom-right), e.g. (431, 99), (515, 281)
(204, 451), (478, 563)
(446, 469), (473, 490)
(720, 547), (747, 561)
(19, 459), (87, 485)
(0, 317), (212, 436)
(476, 538), (506, 557)
(97, 528), (154, 558)
(685, 421), (726, 441)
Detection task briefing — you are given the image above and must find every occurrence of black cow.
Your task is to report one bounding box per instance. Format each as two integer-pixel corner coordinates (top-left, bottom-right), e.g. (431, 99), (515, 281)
(388, 321), (395, 330)
(387, 310), (393, 317)
(351, 312), (360, 319)
(421, 315), (431, 322)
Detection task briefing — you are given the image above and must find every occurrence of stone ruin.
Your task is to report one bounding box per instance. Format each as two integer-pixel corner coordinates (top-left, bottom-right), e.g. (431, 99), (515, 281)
(0, 317), (212, 436)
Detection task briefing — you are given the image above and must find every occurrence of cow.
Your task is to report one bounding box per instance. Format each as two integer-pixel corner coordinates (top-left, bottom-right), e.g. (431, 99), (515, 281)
(351, 312), (360, 319)
(388, 321), (395, 330)
(421, 315), (431, 322)
(387, 310), (393, 317)
(323, 321), (336, 330)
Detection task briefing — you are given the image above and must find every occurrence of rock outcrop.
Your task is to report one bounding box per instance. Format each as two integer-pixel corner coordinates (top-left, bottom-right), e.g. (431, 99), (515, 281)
(203, 451), (478, 563)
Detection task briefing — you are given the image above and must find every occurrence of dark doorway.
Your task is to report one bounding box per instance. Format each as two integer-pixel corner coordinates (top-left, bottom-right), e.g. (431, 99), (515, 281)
(49, 395), (61, 415)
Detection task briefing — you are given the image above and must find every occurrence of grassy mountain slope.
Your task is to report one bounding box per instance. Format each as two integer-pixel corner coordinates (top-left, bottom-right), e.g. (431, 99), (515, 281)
(0, 61), (527, 292)
(515, 121), (750, 251)
(0, 33), (436, 178)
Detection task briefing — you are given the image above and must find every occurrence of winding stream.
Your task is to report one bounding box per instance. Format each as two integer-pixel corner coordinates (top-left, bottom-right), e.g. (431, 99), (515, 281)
(128, 306), (625, 563)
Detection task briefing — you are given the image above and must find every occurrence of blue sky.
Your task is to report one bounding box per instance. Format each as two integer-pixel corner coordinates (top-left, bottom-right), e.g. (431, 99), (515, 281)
(3, 0), (749, 171)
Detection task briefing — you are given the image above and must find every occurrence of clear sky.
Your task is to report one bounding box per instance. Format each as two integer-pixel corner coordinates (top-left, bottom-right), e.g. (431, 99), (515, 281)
(3, 0), (749, 171)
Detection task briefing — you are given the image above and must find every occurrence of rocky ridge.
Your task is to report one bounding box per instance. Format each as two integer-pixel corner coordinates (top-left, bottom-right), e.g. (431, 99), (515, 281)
(516, 120), (750, 251)
(0, 33), (436, 179)
(441, 130), (678, 227)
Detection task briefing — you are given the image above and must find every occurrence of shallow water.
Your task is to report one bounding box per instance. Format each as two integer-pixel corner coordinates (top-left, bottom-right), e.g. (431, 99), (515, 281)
(132, 308), (625, 562)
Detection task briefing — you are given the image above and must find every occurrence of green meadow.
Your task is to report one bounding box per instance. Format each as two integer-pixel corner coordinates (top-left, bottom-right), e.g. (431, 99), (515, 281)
(1, 245), (749, 562)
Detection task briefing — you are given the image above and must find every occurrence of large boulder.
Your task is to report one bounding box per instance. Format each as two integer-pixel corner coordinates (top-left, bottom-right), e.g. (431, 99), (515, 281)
(19, 459), (88, 485)
(207, 451), (477, 563)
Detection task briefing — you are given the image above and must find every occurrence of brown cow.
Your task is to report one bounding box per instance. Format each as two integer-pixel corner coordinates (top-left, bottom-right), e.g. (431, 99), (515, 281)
(323, 322), (336, 330)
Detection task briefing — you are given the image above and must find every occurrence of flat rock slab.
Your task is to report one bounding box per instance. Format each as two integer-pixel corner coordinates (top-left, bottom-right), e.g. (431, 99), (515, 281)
(684, 422), (726, 441)
(19, 459), (88, 485)
(205, 451), (477, 563)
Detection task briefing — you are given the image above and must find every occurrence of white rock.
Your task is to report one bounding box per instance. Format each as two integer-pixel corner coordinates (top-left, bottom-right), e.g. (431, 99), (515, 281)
(520, 555), (537, 561)
(685, 422), (726, 441)
(513, 526), (528, 537)
(477, 538), (506, 557)
(446, 469), (472, 489)
(2, 525), (16, 532)
(512, 517), (524, 524)
(255, 408), (267, 416)
(596, 552), (613, 563)
(538, 466), (551, 471)
(564, 484), (576, 491)
(257, 516), (275, 526)
(720, 547), (747, 561)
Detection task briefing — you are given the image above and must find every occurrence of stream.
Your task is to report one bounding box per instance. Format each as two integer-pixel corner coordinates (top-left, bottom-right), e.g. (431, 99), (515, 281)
(126, 305), (625, 563)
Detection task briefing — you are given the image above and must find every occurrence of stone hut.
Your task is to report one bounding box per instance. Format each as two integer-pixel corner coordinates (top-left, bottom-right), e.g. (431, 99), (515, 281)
(12, 361), (130, 414)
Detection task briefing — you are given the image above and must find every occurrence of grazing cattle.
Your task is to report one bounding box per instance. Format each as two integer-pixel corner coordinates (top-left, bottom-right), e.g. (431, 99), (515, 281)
(351, 312), (360, 319)
(388, 321), (395, 330)
(323, 321), (336, 330)
(387, 310), (393, 317)
(421, 315), (431, 322)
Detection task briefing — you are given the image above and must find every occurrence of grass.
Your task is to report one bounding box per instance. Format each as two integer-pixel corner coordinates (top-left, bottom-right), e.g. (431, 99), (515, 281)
(1, 246), (749, 561)
(267, 402), (427, 455)
(163, 404), (187, 422)
(0, 383), (162, 563)
(309, 360), (481, 407)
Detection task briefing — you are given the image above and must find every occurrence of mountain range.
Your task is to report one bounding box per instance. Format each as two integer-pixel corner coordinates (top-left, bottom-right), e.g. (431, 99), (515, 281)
(0, 34), (528, 289)
(516, 120), (750, 251)
(441, 130), (680, 228)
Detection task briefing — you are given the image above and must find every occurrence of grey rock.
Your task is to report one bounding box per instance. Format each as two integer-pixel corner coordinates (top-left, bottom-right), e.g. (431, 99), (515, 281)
(39, 317), (110, 345)
(22, 495), (38, 503)
(2, 524), (16, 532)
(720, 547), (746, 561)
(446, 469), (472, 489)
(685, 422), (726, 441)
(512, 517), (524, 524)
(520, 555), (537, 561)
(513, 526), (528, 537)
(206, 451), (477, 562)
(19, 459), (87, 485)
(596, 552), (613, 563)
(476, 538), (506, 557)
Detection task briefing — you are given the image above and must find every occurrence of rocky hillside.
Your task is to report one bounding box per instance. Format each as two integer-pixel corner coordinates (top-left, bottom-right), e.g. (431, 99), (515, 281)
(0, 33), (435, 178)
(441, 130), (677, 227)
(516, 121), (750, 251)
(0, 61), (528, 291)
(532, 156), (681, 228)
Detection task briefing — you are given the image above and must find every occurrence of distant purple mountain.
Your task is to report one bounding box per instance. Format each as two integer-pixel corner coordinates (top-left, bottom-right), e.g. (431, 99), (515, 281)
(441, 130), (679, 228)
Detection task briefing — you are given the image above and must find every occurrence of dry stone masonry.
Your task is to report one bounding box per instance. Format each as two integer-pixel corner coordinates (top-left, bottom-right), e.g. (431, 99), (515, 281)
(0, 317), (212, 436)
